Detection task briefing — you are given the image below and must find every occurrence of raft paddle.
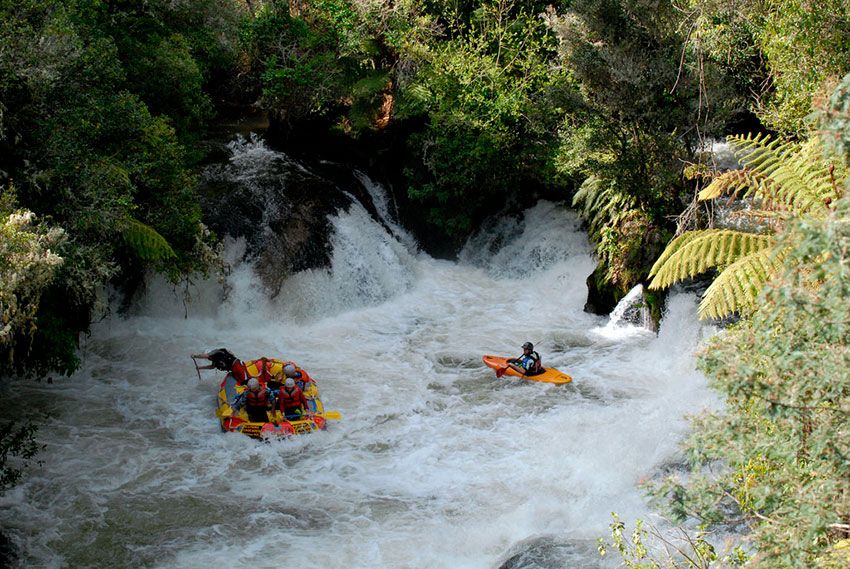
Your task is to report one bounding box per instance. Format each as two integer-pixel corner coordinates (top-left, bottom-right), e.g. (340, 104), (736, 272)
(191, 356), (203, 381)
(322, 411), (342, 421)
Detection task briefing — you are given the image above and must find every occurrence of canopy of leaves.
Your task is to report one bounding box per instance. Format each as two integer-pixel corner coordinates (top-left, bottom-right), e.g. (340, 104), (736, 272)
(398, 1), (564, 239)
(0, 204), (65, 353)
(687, 0), (850, 136)
(243, 0), (395, 129)
(548, 0), (742, 293)
(0, 0), (234, 375)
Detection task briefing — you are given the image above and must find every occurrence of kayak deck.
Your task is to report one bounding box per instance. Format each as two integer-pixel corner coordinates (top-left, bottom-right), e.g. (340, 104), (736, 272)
(482, 355), (573, 384)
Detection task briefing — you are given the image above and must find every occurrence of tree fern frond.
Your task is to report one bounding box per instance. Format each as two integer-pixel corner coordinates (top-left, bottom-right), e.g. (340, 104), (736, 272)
(698, 168), (769, 202)
(648, 230), (709, 277)
(698, 246), (788, 319)
(726, 133), (833, 214)
(648, 229), (773, 290)
(573, 175), (636, 240)
(122, 218), (176, 262)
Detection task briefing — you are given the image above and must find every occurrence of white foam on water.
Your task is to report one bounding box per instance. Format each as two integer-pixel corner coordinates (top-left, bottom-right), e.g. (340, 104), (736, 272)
(0, 146), (717, 569)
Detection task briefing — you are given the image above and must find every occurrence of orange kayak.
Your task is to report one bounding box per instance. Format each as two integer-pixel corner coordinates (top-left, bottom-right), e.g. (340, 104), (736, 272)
(482, 355), (573, 384)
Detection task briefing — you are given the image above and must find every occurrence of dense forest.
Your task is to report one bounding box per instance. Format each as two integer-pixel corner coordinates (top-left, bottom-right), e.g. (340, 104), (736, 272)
(1, 0), (848, 566)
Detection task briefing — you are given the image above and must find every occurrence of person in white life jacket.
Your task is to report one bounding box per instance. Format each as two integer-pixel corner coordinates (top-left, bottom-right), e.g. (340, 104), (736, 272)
(506, 342), (544, 376)
(231, 378), (275, 422)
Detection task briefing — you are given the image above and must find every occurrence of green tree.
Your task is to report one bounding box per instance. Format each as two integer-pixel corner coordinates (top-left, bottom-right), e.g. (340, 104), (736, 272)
(0, 200), (65, 356)
(653, 197), (850, 566)
(687, 0), (850, 136)
(0, 0), (223, 375)
(398, 0), (563, 240)
(243, 0), (394, 130)
(550, 0), (741, 294)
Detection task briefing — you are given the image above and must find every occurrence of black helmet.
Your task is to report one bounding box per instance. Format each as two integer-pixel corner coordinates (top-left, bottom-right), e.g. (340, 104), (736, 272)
(522, 342), (533, 350)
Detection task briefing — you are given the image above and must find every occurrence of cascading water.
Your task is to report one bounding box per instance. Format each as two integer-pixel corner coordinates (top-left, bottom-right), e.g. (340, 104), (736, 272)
(606, 284), (651, 331)
(0, 139), (718, 569)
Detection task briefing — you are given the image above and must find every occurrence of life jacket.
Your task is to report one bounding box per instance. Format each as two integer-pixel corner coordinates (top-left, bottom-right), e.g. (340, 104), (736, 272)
(282, 361), (314, 386)
(231, 359), (248, 384)
(245, 388), (269, 408)
(518, 351), (543, 374)
(245, 358), (284, 382)
(278, 385), (307, 412)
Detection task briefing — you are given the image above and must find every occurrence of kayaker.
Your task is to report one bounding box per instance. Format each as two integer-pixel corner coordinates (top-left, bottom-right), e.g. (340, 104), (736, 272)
(192, 348), (248, 384)
(505, 342), (543, 376)
(231, 378), (275, 422)
(276, 377), (308, 420)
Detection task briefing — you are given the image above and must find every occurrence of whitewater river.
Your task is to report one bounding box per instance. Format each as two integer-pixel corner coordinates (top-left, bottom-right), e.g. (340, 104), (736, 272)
(0, 141), (717, 568)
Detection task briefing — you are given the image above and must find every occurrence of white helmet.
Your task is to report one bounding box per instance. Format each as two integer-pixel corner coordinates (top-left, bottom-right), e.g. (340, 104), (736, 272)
(284, 377), (295, 388)
(283, 364), (297, 378)
(247, 378), (260, 391)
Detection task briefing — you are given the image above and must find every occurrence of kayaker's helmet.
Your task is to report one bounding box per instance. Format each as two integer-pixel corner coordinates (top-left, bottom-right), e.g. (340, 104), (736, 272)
(247, 378), (260, 391)
(285, 377), (295, 388)
(283, 364), (297, 378)
(522, 342), (534, 351)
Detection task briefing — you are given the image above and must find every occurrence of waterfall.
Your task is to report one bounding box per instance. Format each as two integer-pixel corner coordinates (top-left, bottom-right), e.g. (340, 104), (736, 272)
(606, 284), (652, 330)
(0, 136), (716, 569)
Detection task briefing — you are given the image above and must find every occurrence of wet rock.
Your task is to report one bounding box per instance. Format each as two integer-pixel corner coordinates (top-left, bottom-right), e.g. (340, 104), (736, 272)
(198, 136), (389, 294)
(498, 536), (602, 569)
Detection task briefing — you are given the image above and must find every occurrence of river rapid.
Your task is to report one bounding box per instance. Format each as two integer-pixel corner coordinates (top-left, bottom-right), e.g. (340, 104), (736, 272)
(0, 139), (717, 568)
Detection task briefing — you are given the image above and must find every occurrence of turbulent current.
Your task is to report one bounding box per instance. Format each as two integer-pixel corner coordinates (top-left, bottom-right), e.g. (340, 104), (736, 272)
(0, 140), (717, 568)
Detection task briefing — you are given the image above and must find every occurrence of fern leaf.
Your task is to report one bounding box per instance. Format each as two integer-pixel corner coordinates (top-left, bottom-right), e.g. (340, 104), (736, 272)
(648, 229), (773, 290)
(698, 169), (769, 202)
(649, 230), (709, 277)
(122, 218), (177, 262)
(573, 175), (636, 240)
(726, 134), (833, 214)
(698, 246), (788, 319)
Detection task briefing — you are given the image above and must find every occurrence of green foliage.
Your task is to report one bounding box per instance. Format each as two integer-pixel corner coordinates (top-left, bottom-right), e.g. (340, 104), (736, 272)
(816, 72), (850, 174)
(120, 32), (213, 138)
(597, 513), (747, 568)
(0, 421), (42, 493)
(572, 175), (663, 288)
(696, 246), (785, 320)
(654, 198), (850, 566)
(648, 230), (773, 288)
(0, 0), (226, 375)
(244, 0), (392, 129)
(549, 0), (741, 293)
(700, 134), (838, 213)
(649, 133), (840, 319)
(688, 0), (850, 136)
(398, 0), (563, 240)
(122, 218), (177, 262)
(0, 205), (65, 356)
(572, 175), (637, 241)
